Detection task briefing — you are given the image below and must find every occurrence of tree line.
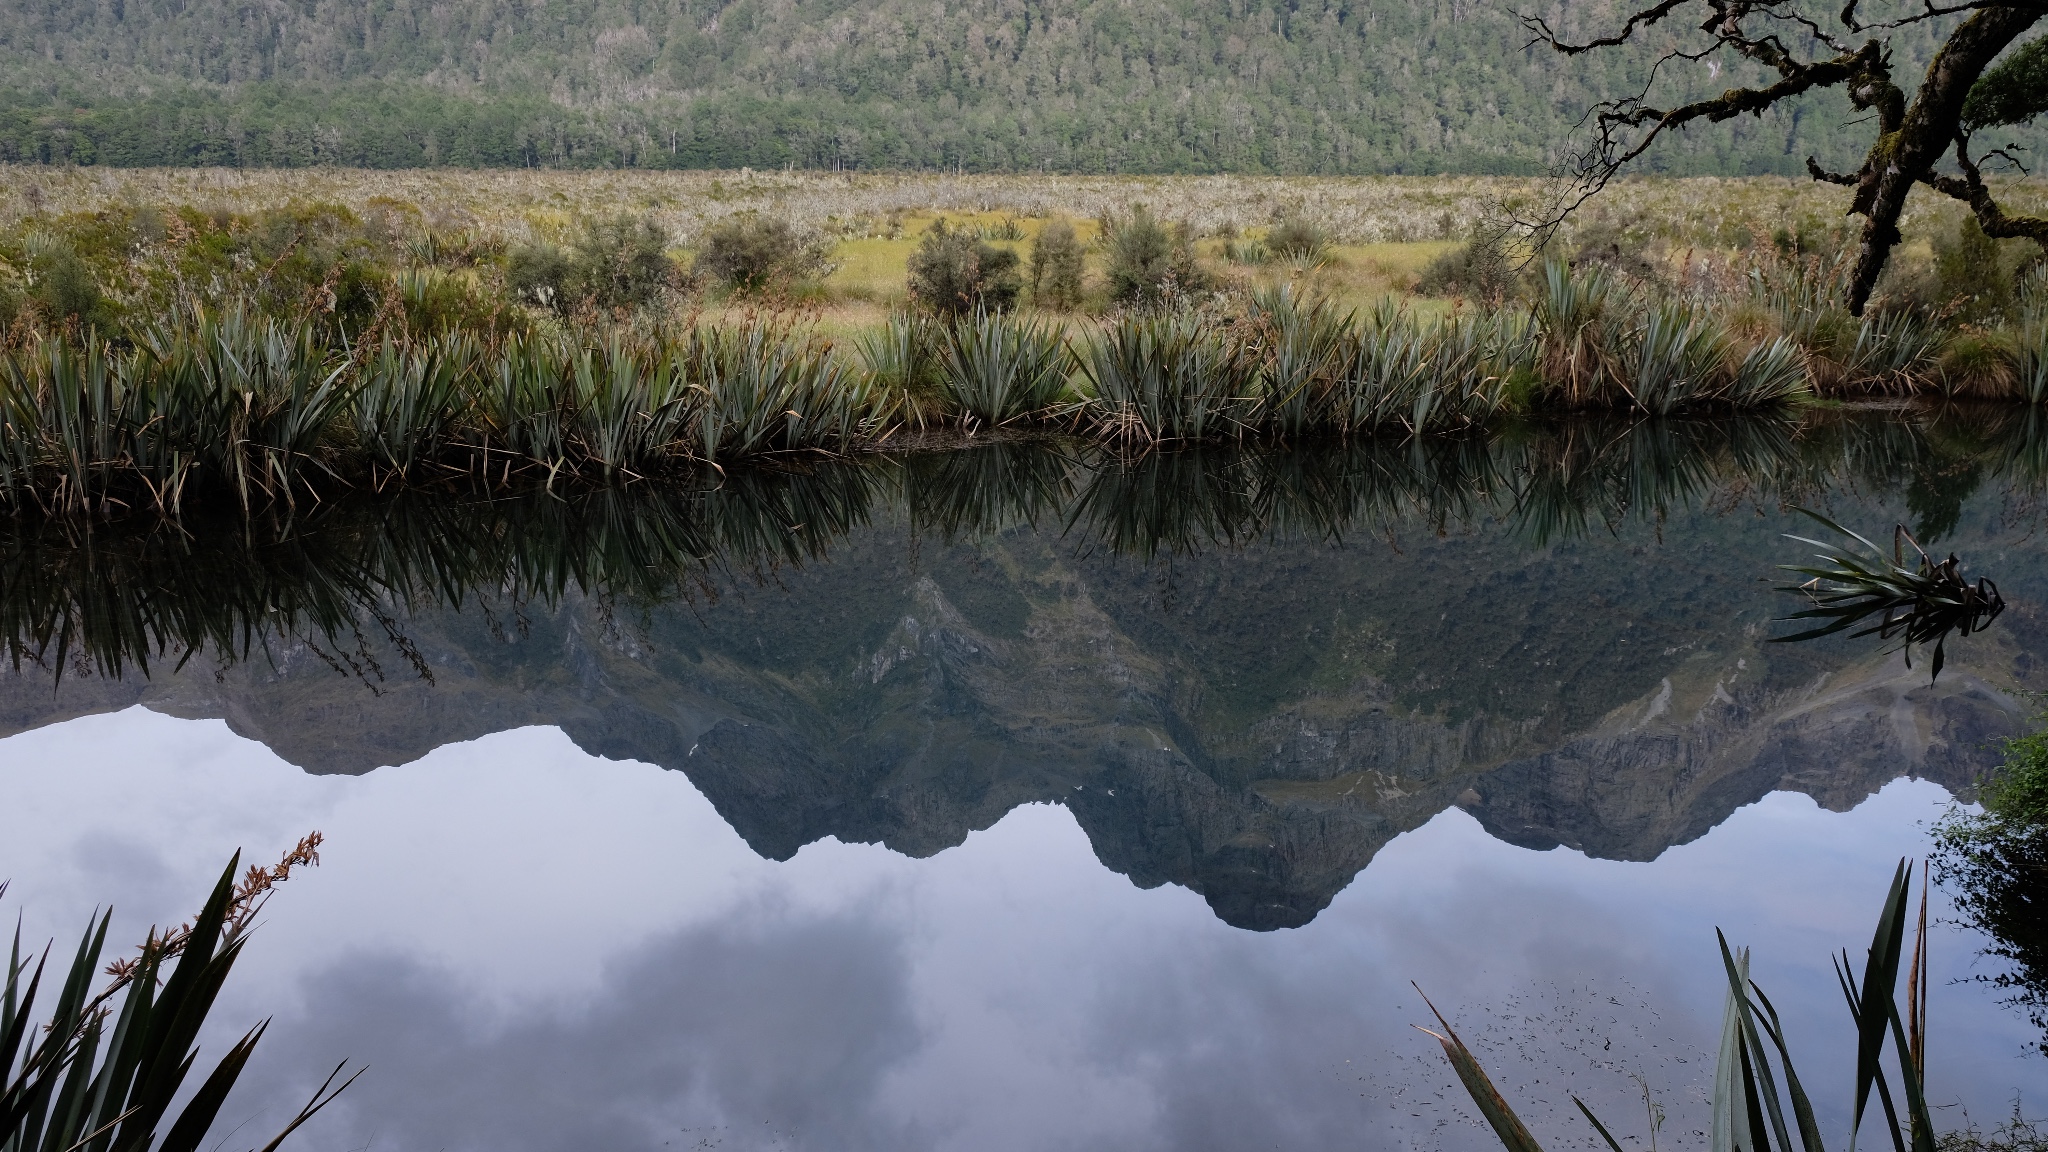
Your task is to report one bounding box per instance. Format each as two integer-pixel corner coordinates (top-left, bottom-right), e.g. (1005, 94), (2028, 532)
(0, 0), (2006, 173)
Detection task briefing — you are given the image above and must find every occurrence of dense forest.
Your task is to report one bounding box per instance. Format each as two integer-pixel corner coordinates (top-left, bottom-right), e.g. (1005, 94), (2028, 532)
(0, 0), (2008, 173)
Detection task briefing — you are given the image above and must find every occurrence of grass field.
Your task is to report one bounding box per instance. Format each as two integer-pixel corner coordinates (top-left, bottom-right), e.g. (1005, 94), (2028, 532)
(3, 169), (1861, 241)
(4, 166), (2043, 325)
(0, 168), (1860, 316)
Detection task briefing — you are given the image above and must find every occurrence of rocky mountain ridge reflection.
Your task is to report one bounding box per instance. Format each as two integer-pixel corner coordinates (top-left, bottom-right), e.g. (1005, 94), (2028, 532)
(4, 409), (2044, 929)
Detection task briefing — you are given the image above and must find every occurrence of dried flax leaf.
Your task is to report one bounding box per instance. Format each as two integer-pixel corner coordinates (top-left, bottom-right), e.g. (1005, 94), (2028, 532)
(1413, 985), (1548, 1152)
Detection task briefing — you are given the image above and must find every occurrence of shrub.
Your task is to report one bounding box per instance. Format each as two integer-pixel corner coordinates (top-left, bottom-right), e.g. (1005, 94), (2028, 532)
(1938, 330), (2018, 397)
(1030, 219), (1086, 310)
(1102, 205), (1206, 305)
(937, 311), (1072, 424)
(31, 248), (102, 325)
(2013, 306), (2048, 404)
(1569, 211), (1666, 286)
(1222, 238), (1272, 266)
(692, 213), (827, 293)
(506, 216), (678, 315)
(1935, 217), (2019, 323)
(1416, 231), (1515, 303)
(506, 242), (577, 311)
(1077, 311), (1257, 441)
(1331, 303), (1523, 432)
(20, 233), (106, 326)
(856, 313), (948, 426)
(907, 220), (1021, 317)
(1265, 214), (1332, 265)
(572, 215), (677, 312)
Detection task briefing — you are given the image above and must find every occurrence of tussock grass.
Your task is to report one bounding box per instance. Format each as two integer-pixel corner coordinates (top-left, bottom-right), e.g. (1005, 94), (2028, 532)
(0, 170), (2042, 516)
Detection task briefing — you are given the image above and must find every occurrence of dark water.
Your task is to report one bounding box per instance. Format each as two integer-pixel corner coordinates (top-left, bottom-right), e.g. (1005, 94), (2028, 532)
(2, 409), (2045, 1151)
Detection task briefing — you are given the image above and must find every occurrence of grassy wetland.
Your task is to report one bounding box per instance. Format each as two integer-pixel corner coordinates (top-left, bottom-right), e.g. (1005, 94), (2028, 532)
(1, 167), (2047, 516)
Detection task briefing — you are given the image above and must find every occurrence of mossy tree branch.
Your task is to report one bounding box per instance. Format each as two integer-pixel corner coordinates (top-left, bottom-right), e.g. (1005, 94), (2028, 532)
(1523, 0), (2046, 314)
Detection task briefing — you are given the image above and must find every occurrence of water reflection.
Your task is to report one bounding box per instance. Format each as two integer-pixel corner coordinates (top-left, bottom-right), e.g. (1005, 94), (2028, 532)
(0, 408), (2042, 932)
(9, 407), (2041, 682)
(1, 719), (2034, 1152)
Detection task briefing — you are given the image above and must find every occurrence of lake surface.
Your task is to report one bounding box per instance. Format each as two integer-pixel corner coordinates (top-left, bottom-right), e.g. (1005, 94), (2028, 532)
(1, 408), (2044, 1151)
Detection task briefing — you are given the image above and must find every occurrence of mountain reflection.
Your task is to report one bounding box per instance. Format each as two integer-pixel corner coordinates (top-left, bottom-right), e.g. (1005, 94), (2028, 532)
(1, 407), (2042, 929)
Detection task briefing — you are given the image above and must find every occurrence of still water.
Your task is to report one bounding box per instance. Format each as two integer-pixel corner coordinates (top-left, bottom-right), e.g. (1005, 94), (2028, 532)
(0, 410), (2043, 1151)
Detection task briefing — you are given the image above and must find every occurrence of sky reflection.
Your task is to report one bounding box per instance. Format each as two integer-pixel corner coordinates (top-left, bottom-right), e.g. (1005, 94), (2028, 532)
(1, 707), (2039, 1152)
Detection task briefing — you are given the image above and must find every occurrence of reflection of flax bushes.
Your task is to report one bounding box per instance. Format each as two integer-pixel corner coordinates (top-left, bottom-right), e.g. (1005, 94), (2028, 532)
(0, 466), (884, 680)
(4, 411), (2043, 679)
(1069, 436), (1518, 559)
(902, 440), (1080, 541)
(1506, 415), (1807, 545)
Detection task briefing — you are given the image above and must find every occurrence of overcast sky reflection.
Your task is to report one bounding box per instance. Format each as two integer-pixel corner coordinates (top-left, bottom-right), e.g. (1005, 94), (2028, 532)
(2, 707), (2039, 1152)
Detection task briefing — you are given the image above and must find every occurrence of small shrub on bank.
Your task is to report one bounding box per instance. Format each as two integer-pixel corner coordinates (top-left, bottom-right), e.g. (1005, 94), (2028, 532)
(1102, 205), (1207, 305)
(506, 241), (578, 311)
(1265, 213), (1332, 265)
(692, 213), (828, 293)
(1570, 213), (1667, 287)
(1029, 218), (1085, 310)
(1221, 238), (1272, 266)
(1929, 216), (2040, 324)
(574, 215), (677, 311)
(907, 220), (1021, 316)
(18, 233), (105, 326)
(1416, 230), (1516, 303)
(508, 215), (679, 315)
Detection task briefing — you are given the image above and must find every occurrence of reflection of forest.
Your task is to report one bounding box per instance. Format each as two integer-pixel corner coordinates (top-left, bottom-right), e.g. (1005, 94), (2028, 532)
(1, 407), (2043, 930)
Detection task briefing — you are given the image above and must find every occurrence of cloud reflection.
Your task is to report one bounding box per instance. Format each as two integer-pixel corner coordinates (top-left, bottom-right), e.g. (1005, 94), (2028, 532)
(2, 712), (2042, 1152)
(230, 912), (925, 1152)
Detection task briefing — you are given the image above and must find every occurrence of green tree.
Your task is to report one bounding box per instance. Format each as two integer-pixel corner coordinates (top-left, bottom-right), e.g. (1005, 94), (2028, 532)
(1029, 219), (1085, 310)
(1103, 206), (1205, 306)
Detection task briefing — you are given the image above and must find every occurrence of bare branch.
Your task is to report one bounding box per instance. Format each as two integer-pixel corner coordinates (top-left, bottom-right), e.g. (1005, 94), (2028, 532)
(1846, 0), (2047, 32)
(1519, 0), (1692, 53)
(1753, 3), (1856, 53)
(1586, 46), (1870, 173)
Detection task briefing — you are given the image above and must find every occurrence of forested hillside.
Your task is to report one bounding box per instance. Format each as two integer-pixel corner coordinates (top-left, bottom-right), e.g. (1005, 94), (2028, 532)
(0, 0), (1978, 173)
